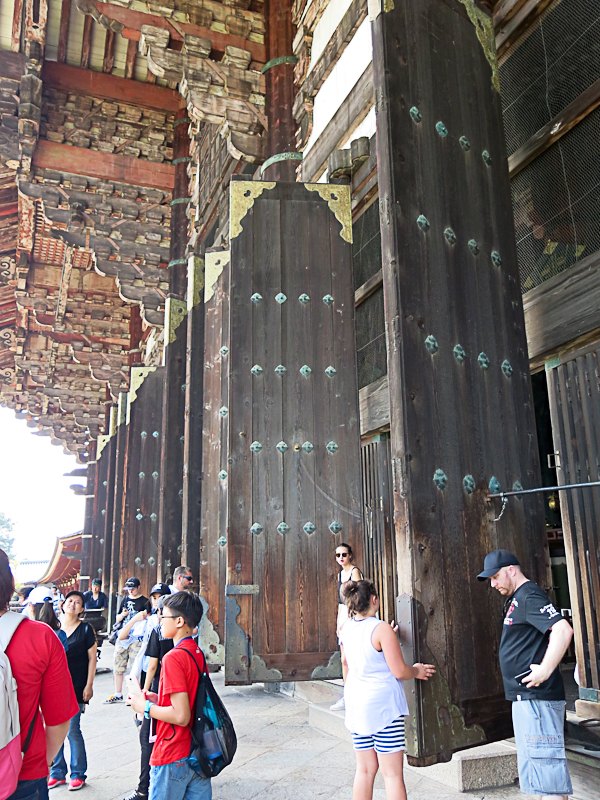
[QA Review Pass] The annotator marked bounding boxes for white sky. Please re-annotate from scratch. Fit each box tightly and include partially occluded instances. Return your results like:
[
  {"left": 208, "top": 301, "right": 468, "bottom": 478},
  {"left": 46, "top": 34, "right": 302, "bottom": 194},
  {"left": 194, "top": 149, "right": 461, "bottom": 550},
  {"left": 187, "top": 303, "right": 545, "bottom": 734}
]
[{"left": 0, "top": 406, "right": 86, "bottom": 562}]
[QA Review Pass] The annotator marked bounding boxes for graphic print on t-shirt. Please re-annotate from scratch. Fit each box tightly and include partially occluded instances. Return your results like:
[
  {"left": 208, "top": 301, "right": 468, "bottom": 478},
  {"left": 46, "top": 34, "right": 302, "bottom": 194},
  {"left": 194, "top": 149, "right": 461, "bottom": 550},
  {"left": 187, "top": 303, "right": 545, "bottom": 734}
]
[{"left": 498, "top": 581, "right": 565, "bottom": 702}]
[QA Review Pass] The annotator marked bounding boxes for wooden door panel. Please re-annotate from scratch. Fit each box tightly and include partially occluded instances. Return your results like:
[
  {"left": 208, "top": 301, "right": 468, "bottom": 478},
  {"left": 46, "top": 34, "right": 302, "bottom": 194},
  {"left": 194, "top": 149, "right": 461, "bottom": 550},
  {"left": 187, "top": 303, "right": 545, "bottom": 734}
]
[
  {"left": 224, "top": 180, "right": 362, "bottom": 683},
  {"left": 547, "top": 353, "right": 600, "bottom": 696}
]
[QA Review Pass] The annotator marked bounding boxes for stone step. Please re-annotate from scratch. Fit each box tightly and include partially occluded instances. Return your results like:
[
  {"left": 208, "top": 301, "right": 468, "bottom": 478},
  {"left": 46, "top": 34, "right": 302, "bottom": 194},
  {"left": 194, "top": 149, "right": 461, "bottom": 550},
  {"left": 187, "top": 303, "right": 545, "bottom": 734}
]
[
  {"left": 280, "top": 679, "right": 343, "bottom": 705},
  {"left": 308, "top": 701, "right": 352, "bottom": 743}
]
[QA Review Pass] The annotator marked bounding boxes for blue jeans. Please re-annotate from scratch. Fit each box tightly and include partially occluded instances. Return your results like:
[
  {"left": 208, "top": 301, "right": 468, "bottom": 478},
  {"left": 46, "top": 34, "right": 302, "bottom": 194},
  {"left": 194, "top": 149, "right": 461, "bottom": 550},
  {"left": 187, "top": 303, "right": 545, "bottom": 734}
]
[
  {"left": 149, "top": 760, "right": 211, "bottom": 800},
  {"left": 512, "top": 699, "right": 573, "bottom": 796},
  {"left": 7, "top": 778, "right": 49, "bottom": 800},
  {"left": 50, "top": 706, "right": 87, "bottom": 781}
]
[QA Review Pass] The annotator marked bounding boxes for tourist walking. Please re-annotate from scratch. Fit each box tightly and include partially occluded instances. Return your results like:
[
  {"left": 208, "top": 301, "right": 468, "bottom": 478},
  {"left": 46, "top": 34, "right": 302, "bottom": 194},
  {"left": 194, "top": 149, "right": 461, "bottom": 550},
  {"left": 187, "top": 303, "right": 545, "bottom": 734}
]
[
  {"left": 128, "top": 592, "right": 210, "bottom": 800},
  {"left": 122, "top": 589, "right": 174, "bottom": 800},
  {"left": 49, "top": 591, "right": 97, "bottom": 791},
  {"left": 331, "top": 543, "right": 363, "bottom": 711},
  {"left": 340, "top": 580, "right": 435, "bottom": 800},
  {"left": 478, "top": 549, "right": 574, "bottom": 799},
  {"left": 105, "top": 577, "right": 151, "bottom": 704},
  {"left": 1, "top": 549, "right": 79, "bottom": 800}
]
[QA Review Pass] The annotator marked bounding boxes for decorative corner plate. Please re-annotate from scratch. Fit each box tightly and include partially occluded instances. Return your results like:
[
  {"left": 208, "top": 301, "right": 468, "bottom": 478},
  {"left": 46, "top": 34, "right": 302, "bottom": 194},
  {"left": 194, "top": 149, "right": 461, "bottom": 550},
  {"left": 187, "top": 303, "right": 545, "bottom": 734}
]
[
  {"left": 230, "top": 181, "right": 276, "bottom": 241},
  {"left": 205, "top": 250, "right": 230, "bottom": 304},
  {"left": 304, "top": 183, "right": 352, "bottom": 243}
]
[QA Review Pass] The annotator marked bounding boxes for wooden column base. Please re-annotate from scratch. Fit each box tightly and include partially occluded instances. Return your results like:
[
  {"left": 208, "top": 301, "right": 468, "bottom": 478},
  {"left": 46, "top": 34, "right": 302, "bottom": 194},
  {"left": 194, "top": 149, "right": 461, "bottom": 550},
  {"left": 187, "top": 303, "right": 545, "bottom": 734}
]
[{"left": 575, "top": 699, "right": 600, "bottom": 720}]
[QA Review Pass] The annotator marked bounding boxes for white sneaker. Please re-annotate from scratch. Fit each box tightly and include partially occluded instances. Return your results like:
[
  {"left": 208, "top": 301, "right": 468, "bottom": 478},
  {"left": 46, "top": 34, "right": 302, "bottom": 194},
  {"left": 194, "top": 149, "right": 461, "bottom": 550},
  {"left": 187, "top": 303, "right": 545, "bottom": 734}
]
[{"left": 330, "top": 696, "right": 345, "bottom": 711}]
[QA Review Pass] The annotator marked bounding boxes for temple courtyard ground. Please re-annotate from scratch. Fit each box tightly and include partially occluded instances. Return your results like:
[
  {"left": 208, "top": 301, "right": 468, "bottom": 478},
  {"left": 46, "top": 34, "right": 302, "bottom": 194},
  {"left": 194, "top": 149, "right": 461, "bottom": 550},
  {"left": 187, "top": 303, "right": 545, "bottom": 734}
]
[{"left": 50, "top": 644, "right": 597, "bottom": 800}]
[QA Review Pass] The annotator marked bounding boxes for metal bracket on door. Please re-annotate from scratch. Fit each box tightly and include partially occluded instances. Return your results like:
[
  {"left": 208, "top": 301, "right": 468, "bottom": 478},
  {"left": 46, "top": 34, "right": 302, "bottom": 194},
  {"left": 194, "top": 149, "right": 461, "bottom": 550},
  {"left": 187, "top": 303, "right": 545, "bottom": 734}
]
[
  {"left": 224, "top": 585, "right": 283, "bottom": 684},
  {"left": 197, "top": 596, "right": 224, "bottom": 666},
  {"left": 547, "top": 452, "right": 561, "bottom": 469}
]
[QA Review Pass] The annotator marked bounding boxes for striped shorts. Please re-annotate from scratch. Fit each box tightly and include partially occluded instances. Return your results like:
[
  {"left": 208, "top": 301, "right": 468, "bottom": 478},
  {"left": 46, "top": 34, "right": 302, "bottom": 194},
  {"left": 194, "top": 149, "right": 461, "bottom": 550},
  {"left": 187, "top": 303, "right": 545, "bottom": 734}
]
[{"left": 351, "top": 717, "right": 406, "bottom": 754}]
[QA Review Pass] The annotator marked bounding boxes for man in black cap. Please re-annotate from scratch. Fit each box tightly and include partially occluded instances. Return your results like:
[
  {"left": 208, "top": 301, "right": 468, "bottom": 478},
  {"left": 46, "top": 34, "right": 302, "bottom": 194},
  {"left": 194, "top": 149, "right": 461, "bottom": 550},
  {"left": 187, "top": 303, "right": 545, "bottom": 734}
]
[
  {"left": 478, "top": 549, "right": 574, "bottom": 799},
  {"left": 105, "top": 577, "right": 151, "bottom": 704}
]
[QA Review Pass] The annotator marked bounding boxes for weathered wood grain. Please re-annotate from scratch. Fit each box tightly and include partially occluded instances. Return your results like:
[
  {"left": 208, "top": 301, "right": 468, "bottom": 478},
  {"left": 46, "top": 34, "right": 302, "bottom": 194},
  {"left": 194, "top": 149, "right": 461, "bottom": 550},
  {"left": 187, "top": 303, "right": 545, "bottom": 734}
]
[
  {"left": 80, "top": 14, "right": 93, "bottom": 70},
  {"left": 57, "top": 0, "right": 71, "bottom": 64},
  {"left": 372, "top": 0, "right": 547, "bottom": 764}
]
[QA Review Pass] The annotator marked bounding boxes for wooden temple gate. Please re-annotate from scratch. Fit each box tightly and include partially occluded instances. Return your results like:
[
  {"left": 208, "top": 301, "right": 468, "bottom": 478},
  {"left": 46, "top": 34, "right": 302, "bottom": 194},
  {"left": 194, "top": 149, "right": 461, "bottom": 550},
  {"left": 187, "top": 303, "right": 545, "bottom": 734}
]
[{"left": 5, "top": 0, "right": 593, "bottom": 770}]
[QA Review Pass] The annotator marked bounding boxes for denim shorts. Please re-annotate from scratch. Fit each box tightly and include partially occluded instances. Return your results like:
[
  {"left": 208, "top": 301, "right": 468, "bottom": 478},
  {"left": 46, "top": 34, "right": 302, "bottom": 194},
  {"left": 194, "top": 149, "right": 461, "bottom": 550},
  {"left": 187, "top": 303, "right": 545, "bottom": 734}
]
[
  {"left": 149, "top": 759, "right": 211, "bottom": 800},
  {"left": 512, "top": 699, "right": 573, "bottom": 796}
]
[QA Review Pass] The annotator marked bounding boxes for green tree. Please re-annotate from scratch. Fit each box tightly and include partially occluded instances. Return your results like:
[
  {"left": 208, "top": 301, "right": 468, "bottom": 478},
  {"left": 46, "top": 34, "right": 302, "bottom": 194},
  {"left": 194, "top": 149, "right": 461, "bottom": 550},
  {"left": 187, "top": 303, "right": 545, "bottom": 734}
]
[{"left": 0, "top": 513, "right": 16, "bottom": 561}]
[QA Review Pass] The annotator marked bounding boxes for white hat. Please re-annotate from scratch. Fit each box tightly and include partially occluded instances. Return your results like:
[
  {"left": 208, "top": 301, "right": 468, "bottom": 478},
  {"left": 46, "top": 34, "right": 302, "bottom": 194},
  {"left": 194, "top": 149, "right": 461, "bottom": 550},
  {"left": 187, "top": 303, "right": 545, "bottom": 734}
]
[{"left": 27, "top": 586, "right": 53, "bottom": 604}]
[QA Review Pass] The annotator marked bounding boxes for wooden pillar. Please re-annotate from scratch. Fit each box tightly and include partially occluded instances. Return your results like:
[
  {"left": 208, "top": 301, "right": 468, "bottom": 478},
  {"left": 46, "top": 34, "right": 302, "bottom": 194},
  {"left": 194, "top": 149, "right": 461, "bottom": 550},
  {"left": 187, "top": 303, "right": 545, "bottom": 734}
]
[
  {"left": 158, "top": 108, "right": 190, "bottom": 583},
  {"left": 101, "top": 405, "right": 118, "bottom": 610},
  {"left": 79, "top": 458, "right": 95, "bottom": 593},
  {"left": 371, "top": 0, "right": 548, "bottom": 764},
  {"left": 182, "top": 254, "right": 204, "bottom": 587},
  {"left": 262, "top": 0, "right": 297, "bottom": 180},
  {"left": 90, "top": 437, "right": 110, "bottom": 585},
  {"left": 108, "top": 392, "right": 127, "bottom": 622}
]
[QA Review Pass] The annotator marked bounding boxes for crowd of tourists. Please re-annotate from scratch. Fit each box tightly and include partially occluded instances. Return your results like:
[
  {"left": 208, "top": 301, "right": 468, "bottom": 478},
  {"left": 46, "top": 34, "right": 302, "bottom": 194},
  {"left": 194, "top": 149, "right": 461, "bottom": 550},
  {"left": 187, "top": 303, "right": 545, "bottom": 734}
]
[{"left": 1, "top": 543, "right": 574, "bottom": 800}]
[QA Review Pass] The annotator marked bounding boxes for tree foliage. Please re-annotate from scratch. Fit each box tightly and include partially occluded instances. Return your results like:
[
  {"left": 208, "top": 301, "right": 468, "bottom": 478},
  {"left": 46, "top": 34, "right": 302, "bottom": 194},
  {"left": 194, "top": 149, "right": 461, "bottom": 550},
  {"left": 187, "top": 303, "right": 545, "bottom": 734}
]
[{"left": 0, "top": 512, "right": 16, "bottom": 561}]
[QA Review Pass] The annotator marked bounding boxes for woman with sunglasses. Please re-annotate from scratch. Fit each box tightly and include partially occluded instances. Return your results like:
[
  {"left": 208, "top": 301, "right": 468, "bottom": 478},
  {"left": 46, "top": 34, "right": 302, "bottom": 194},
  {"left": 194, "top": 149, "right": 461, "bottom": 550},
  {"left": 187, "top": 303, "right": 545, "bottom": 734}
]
[{"left": 331, "top": 544, "right": 363, "bottom": 711}]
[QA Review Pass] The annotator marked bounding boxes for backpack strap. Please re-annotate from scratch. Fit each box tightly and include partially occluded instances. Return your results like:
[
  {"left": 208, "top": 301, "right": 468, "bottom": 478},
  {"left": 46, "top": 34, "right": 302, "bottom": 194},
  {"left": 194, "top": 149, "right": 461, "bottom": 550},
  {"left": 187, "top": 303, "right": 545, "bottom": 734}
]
[{"left": 0, "top": 611, "right": 26, "bottom": 652}]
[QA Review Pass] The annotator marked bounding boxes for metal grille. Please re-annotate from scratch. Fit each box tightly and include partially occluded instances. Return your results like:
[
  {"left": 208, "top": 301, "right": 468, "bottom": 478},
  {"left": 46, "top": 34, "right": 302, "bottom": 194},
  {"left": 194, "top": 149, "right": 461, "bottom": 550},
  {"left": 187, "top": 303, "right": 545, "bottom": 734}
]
[
  {"left": 512, "top": 106, "right": 600, "bottom": 292},
  {"left": 352, "top": 201, "right": 382, "bottom": 290},
  {"left": 361, "top": 438, "right": 396, "bottom": 623},
  {"left": 500, "top": 0, "right": 600, "bottom": 158},
  {"left": 356, "top": 287, "right": 387, "bottom": 390}
]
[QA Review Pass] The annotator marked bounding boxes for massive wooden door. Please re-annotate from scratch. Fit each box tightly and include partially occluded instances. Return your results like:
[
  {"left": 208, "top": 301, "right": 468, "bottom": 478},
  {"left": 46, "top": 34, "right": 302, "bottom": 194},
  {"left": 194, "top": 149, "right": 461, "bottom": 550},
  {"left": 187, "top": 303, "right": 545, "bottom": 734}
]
[
  {"left": 371, "top": 0, "right": 548, "bottom": 764},
  {"left": 222, "top": 179, "right": 363, "bottom": 684},
  {"left": 546, "top": 349, "right": 600, "bottom": 705}
]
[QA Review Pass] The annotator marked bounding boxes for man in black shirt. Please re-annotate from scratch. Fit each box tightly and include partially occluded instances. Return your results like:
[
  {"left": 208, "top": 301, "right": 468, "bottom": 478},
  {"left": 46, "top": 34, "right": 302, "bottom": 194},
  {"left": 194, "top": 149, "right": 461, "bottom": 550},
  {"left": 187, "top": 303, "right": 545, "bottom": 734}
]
[
  {"left": 478, "top": 549, "right": 573, "bottom": 798},
  {"left": 105, "top": 577, "right": 151, "bottom": 704}
]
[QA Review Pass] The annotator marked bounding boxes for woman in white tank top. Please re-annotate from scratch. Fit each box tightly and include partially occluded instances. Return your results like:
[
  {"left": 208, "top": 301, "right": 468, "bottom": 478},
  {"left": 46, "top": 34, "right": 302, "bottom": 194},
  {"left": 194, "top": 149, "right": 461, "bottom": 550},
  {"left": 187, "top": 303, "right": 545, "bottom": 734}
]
[{"left": 340, "top": 580, "right": 435, "bottom": 800}]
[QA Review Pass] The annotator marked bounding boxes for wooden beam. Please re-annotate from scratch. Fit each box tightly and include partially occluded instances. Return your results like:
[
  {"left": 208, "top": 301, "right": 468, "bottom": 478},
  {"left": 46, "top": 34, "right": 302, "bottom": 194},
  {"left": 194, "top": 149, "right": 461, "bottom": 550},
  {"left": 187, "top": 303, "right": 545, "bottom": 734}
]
[
  {"left": 12, "top": 0, "right": 24, "bottom": 52},
  {"left": 80, "top": 14, "right": 93, "bottom": 69},
  {"left": 103, "top": 28, "right": 116, "bottom": 74},
  {"left": 359, "top": 375, "right": 390, "bottom": 436},
  {"left": 92, "top": 1, "right": 266, "bottom": 63},
  {"left": 355, "top": 268, "right": 382, "bottom": 306},
  {"left": 496, "top": 0, "right": 553, "bottom": 55},
  {"left": 509, "top": 77, "right": 600, "bottom": 178},
  {"left": 523, "top": 249, "right": 600, "bottom": 370},
  {"left": 0, "top": 50, "right": 26, "bottom": 80},
  {"left": 493, "top": 0, "right": 528, "bottom": 28},
  {"left": 41, "top": 62, "right": 181, "bottom": 113},
  {"left": 301, "top": 64, "right": 373, "bottom": 182},
  {"left": 124, "top": 37, "right": 137, "bottom": 80},
  {"left": 32, "top": 140, "right": 175, "bottom": 191},
  {"left": 57, "top": 0, "right": 71, "bottom": 63}
]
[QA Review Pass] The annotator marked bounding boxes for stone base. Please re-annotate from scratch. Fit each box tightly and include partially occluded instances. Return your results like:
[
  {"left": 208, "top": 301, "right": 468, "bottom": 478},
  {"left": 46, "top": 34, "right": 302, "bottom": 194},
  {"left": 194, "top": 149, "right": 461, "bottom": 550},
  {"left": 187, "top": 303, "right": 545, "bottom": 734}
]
[
  {"left": 575, "top": 699, "right": 600, "bottom": 720},
  {"left": 415, "top": 742, "right": 518, "bottom": 792}
]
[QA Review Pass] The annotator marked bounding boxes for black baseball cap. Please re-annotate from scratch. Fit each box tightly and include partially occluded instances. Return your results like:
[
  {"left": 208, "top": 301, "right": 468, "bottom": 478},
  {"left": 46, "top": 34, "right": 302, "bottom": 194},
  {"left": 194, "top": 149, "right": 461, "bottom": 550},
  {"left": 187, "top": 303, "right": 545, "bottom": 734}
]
[
  {"left": 150, "top": 582, "right": 171, "bottom": 597},
  {"left": 124, "top": 577, "right": 141, "bottom": 588},
  {"left": 477, "top": 549, "right": 519, "bottom": 581}
]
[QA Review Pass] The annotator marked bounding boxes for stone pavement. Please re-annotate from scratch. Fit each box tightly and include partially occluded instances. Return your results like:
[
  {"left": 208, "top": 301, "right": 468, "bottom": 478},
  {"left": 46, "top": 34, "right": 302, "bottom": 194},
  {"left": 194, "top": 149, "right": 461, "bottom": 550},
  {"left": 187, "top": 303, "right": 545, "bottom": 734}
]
[{"left": 50, "top": 644, "right": 597, "bottom": 800}]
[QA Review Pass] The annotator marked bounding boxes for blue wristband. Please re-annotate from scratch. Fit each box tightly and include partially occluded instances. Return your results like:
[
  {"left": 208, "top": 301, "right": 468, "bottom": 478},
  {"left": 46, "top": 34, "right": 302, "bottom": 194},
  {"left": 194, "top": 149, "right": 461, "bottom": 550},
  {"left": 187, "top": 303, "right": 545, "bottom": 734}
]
[{"left": 144, "top": 699, "right": 154, "bottom": 720}]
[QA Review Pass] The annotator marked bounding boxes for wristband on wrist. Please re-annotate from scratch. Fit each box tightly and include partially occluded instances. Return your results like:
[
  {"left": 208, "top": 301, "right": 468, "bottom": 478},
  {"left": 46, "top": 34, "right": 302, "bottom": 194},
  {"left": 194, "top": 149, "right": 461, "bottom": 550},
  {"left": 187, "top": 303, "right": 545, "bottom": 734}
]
[{"left": 144, "top": 699, "right": 154, "bottom": 720}]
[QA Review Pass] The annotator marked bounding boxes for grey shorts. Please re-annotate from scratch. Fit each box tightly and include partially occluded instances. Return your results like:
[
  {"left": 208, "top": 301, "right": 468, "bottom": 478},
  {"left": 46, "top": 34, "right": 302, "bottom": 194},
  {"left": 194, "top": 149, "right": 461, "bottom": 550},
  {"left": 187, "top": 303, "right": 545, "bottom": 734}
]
[{"left": 512, "top": 699, "right": 572, "bottom": 796}]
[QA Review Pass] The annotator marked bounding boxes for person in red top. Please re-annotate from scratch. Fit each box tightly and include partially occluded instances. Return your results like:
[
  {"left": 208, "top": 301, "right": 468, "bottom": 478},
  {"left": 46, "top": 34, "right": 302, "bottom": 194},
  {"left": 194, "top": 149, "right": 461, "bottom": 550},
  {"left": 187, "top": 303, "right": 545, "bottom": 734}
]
[
  {"left": 1, "top": 549, "right": 79, "bottom": 800},
  {"left": 128, "top": 591, "right": 209, "bottom": 800}
]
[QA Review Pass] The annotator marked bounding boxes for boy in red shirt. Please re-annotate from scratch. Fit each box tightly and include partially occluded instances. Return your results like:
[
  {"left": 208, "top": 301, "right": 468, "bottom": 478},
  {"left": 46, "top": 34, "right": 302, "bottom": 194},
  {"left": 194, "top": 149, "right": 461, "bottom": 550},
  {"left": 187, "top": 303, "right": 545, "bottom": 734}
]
[
  {"left": 128, "top": 591, "right": 209, "bottom": 800},
  {"left": 1, "top": 549, "right": 79, "bottom": 800}
]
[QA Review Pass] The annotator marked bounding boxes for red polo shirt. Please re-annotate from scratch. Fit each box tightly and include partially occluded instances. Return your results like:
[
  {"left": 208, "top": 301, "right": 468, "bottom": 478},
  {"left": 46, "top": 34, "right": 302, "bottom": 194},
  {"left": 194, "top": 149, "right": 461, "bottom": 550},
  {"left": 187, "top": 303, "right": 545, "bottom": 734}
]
[
  {"left": 150, "top": 638, "right": 205, "bottom": 767},
  {"left": 6, "top": 617, "right": 79, "bottom": 780}
]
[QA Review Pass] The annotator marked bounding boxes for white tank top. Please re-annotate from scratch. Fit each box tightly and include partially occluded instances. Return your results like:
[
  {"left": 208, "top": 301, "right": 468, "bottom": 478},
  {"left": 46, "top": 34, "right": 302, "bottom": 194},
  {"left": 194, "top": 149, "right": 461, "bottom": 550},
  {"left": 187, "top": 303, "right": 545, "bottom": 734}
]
[{"left": 340, "top": 616, "right": 409, "bottom": 735}]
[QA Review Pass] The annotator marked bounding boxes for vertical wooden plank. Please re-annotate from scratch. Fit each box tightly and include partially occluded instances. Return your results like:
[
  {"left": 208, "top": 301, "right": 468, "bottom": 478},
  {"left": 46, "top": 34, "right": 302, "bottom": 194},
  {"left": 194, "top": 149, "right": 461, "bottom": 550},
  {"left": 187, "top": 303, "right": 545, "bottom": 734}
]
[
  {"left": 371, "top": 0, "right": 547, "bottom": 762},
  {"left": 124, "top": 37, "right": 137, "bottom": 80},
  {"left": 57, "top": 0, "right": 71, "bottom": 64},
  {"left": 103, "top": 28, "right": 116, "bottom": 74},
  {"left": 250, "top": 197, "right": 285, "bottom": 658},
  {"left": 80, "top": 15, "right": 93, "bottom": 70},
  {"left": 109, "top": 393, "right": 127, "bottom": 618}
]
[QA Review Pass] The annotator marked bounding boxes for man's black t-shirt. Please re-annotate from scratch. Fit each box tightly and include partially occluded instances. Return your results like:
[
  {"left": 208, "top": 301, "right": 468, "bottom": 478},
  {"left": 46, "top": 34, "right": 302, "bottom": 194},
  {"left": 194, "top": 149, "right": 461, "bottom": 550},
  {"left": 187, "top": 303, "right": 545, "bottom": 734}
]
[
  {"left": 144, "top": 626, "right": 174, "bottom": 693},
  {"left": 58, "top": 622, "right": 97, "bottom": 704},
  {"left": 119, "top": 593, "right": 151, "bottom": 621},
  {"left": 83, "top": 590, "right": 108, "bottom": 610},
  {"left": 499, "top": 581, "right": 565, "bottom": 701}
]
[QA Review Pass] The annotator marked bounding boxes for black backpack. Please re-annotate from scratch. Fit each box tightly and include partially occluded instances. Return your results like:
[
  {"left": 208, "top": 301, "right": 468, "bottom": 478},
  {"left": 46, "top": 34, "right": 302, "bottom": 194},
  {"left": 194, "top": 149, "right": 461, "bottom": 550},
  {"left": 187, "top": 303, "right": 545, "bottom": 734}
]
[{"left": 183, "top": 649, "right": 237, "bottom": 778}]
